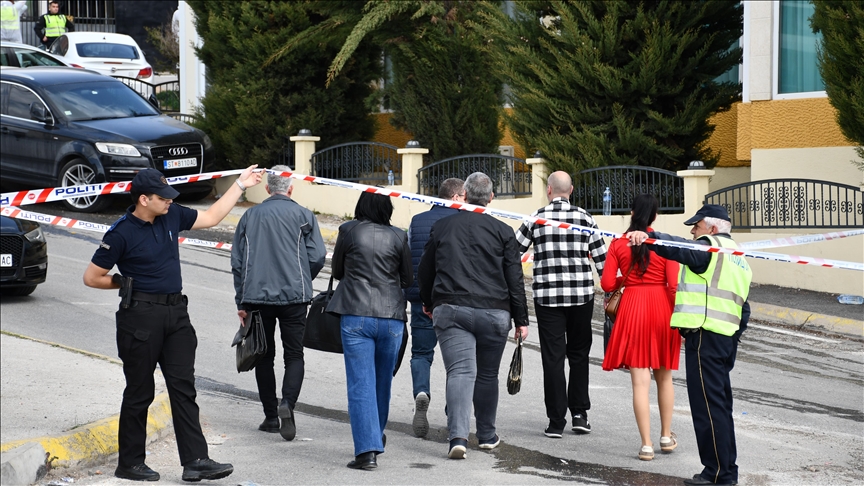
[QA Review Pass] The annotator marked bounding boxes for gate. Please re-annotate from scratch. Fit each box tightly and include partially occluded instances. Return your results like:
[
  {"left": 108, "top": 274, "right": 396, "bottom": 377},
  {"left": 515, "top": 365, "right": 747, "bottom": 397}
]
[
  {"left": 115, "top": 77, "right": 180, "bottom": 112},
  {"left": 417, "top": 154, "right": 531, "bottom": 197},
  {"left": 704, "top": 179, "right": 863, "bottom": 229},
  {"left": 572, "top": 166, "right": 684, "bottom": 215},
  {"left": 310, "top": 142, "right": 400, "bottom": 185}
]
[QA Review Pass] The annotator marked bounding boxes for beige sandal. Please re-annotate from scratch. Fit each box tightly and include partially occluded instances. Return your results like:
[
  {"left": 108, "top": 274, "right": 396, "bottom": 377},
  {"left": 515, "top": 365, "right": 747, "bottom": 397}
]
[
  {"left": 660, "top": 432, "right": 678, "bottom": 453},
  {"left": 638, "top": 445, "right": 654, "bottom": 461}
]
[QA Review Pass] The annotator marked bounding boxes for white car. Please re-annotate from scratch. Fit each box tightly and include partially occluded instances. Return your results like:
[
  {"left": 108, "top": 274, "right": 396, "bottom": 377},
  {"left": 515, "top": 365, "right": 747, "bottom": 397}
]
[
  {"left": 48, "top": 32, "right": 153, "bottom": 83},
  {"left": 0, "top": 42, "right": 70, "bottom": 68}
]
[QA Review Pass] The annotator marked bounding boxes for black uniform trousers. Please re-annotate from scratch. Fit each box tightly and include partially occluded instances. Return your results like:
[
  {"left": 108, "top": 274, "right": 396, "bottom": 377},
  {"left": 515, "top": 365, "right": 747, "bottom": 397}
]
[
  {"left": 116, "top": 297, "right": 208, "bottom": 467},
  {"left": 685, "top": 328, "right": 741, "bottom": 485},
  {"left": 535, "top": 299, "right": 594, "bottom": 429},
  {"left": 250, "top": 303, "right": 307, "bottom": 418}
]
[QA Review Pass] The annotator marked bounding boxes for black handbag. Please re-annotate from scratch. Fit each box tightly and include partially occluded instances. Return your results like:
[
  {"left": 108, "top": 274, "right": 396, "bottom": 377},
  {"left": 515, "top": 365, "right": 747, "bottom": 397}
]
[
  {"left": 231, "top": 310, "right": 266, "bottom": 373},
  {"left": 303, "top": 276, "right": 343, "bottom": 354},
  {"left": 507, "top": 334, "right": 523, "bottom": 395}
]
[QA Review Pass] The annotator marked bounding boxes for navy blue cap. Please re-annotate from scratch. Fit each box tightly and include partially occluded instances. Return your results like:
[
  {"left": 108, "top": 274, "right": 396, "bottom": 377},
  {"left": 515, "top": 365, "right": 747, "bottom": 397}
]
[
  {"left": 684, "top": 204, "right": 730, "bottom": 226},
  {"left": 131, "top": 169, "right": 179, "bottom": 199}
]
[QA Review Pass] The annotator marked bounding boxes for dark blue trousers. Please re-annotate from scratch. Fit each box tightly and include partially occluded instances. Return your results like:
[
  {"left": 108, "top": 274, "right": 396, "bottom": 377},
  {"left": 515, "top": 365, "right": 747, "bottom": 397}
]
[{"left": 684, "top": 329, "right": 740, "bottom": 485}]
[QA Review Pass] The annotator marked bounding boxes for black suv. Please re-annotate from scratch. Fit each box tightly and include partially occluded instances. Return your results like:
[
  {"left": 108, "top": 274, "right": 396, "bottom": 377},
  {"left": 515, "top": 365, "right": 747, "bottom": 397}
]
[
  {"left": 0, "top": 67, "right": 213, "bottom": 212},
  {"left": 0, "top": 215, "right": 47, "bottom": 296}
]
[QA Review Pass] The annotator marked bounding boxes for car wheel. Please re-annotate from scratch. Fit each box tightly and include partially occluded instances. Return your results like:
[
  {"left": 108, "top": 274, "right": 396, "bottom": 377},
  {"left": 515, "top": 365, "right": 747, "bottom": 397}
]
[
  {"left": 58, "top": 159, "right": 111, "bottom": 212},
  {"left": 1, "top": 285, "right": 37, "bottom": 296}
]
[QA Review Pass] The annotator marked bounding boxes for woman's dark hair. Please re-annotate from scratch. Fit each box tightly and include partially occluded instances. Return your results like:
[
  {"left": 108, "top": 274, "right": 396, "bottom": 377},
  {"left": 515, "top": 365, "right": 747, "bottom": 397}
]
[
  {"left": 626, "top": 194, "right": 659, "bottom": 275},
  {"left": 354, "top": 191, "right": 393, "bottom": 225}
]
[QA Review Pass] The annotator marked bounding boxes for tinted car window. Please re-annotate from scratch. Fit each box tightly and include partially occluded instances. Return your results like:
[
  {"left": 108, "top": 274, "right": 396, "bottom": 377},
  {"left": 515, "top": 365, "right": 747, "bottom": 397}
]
[
  {"left": 75, "top": 43, "right": 139, "bottom": 60},
  {"left": 0, "top": 48, "right": 14, "bottom": 67},
  {"left": 0, "top": 83, "right": 9, "bottom": 114},
  {"left": 16, "top": 49, "right": 66, "bottom": 67},
  {"left": 46, "top": 81, "right": 159, "bottom": 121},
  {"left": 7, "top": 85, "right": 42, "bottom": 119},
  {"left": 49, "top": 36, "right": 69, "bottom": 56}
]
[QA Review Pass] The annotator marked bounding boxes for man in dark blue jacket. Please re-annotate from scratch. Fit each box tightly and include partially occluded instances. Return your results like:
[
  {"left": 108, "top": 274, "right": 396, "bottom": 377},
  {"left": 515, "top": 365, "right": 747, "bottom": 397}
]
[{"left": 405, "top": 177, "right": 464, "bottom": 438}]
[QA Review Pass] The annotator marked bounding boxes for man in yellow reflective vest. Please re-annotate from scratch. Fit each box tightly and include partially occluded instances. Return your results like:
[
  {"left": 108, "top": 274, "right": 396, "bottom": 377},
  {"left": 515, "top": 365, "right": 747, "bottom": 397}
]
[
  {"left": 0, "top": 0, "right": 26, "bottom": 43},
  {"left": 628, "top": 204, "right": 751, "bottom": 486},
  {"left": 34, "top": 0, "right": 74, "bottom": 49}
]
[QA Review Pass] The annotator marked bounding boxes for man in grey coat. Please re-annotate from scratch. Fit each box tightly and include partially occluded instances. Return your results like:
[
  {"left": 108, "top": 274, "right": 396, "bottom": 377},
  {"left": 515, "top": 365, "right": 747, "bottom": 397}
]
[{"left": 231, "top": 165, "right": 326, "bottom": 441}]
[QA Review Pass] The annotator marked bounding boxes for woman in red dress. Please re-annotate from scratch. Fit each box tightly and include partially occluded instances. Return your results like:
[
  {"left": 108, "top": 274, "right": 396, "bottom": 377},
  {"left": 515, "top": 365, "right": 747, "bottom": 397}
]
[{"left": 601, "top": 194, "right": 680, "bottom": 461}]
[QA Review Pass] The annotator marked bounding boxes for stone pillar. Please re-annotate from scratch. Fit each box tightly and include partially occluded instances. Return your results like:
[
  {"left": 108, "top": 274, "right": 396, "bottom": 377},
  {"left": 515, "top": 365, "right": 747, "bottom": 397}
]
[
  {"left": 396, "top": 141, "right": 428, "bottom": 195},
  {"left": 678, "top": 161, "right": 715, "bottom": 217},
  {"left": 526, "top": 154, "right": 548, "bottom": 209},
  {"left": 290, "top": 129, "right": 320, "bottom": 175}
]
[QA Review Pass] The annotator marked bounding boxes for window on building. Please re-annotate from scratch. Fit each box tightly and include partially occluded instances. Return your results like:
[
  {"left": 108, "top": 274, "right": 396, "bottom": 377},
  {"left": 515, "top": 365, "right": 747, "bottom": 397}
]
[{"left": 777, "top": 0, "right": 824, "bottom": 94}]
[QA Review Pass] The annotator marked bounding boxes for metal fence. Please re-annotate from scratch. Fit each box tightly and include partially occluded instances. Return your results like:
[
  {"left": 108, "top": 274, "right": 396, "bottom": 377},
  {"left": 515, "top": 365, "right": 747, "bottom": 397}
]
[
  {"left": 115, "top": 77, "right": 180, "bottom": 111},
  {"left": 704, "top": 179, "right": 863, "bottom": 229},
  {"left": 310, "top": 142, "right": 400, "bottom": 185},
  {"left": 572, "top": 166, "right": 684, "bottom": 214},
  {"left": 417, "top": 154, "right": 531, "bottom": 198},
  {"left": 166, "top": 113, "right": 198, "bottom": 125}
]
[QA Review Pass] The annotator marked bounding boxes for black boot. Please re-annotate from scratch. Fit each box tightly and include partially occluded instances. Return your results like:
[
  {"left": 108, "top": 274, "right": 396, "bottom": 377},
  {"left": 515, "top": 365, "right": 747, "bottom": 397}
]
[
  {"left": 115, "top": 463, "right": 159, "bottom": 481},
  {"left": 181, "top": 458, "right": 234, "bottom": 482},
  {"left": 347, "top": 451, "right": 377, "bottom": 470}
]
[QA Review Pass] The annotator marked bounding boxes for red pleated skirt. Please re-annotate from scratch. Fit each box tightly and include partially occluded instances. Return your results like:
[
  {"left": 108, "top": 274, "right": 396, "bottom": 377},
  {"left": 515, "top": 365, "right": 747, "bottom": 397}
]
[{"left": 602, "top": 284, "right": 681, "bottom": 371}]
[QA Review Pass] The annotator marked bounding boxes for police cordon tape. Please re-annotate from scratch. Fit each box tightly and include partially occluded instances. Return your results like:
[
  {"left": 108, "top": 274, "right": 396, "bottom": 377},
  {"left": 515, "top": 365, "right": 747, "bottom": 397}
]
[{"left": 0, "top": 167, "right": 861, "bottom": 272}]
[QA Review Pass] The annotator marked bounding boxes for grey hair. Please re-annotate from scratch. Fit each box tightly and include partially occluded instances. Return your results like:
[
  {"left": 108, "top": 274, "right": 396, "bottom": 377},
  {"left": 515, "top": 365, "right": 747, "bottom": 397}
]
[
  {"left": 267, "top": 165, "right": 293, "bottom": 195},
  {"left": 703, "top": 216, "right": 732, "bottom": 234},
  {"left": 464, "top": 172, "right": 493, "bottom": 206}
]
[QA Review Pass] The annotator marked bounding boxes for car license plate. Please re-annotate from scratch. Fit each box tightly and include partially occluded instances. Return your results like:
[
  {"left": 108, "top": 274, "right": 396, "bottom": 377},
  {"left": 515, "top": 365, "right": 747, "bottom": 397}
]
[
  {"left": 1, "top": 254, "right": 12, "bottom": 267},
  {"left": 164, "top": 157, "right": 197, "bottom": 169}
]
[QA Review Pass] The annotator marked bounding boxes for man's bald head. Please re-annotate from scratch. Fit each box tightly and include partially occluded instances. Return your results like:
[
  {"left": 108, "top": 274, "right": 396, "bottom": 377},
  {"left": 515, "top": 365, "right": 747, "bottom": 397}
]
[{"left": 547, "top": 171, "right": 573, "bottom": 199}]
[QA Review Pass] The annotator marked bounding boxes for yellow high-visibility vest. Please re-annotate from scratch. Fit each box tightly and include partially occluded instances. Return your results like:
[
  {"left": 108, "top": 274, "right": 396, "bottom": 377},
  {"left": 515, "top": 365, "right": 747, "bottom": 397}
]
[
  {"left": 1, "top": 5, "right": 19, "bottom": 31},
  {"left": 670, "top": 235, "right": 752, "bottom": 336},
  {"left": 44, "top": 14, "right": 67, "bottom": 37}
]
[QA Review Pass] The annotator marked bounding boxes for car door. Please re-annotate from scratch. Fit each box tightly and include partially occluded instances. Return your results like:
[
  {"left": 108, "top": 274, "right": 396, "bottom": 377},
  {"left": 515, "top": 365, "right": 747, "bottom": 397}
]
[{"left": 0, "top": 83, "right": 59, "bottom": 186}]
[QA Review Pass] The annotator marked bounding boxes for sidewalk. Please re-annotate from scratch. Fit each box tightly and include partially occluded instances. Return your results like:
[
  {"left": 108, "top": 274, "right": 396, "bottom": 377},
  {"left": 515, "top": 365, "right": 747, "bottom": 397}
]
[{"left": 1, "top": 201, "right": 860, "bottom": 484}]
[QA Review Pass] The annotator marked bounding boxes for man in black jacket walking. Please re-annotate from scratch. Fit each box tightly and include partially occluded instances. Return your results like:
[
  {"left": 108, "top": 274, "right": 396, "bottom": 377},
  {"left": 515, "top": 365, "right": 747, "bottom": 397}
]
[{"left": 418, "top": 172, "right": 529, "bottom": 460}]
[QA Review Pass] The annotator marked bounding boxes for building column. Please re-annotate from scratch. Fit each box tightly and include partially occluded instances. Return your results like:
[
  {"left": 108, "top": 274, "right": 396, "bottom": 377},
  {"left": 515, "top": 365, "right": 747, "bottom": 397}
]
[
  {"left": 397, "top": 141, "right": 428, "bottom": 195},
  {"left": 678, "top": 162, "right": 715, "bottom": 217},
  {"left": 526, "top": 155, "right": 548, "bottom": 210}
]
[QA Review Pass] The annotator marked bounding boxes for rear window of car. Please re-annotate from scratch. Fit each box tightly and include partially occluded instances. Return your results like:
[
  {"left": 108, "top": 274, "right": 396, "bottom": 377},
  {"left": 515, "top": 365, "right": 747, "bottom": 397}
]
[
  {"left": 75, "top": 43, "right": 140, "bottom": 60},
  {"left": 45, "top": 81, "right": 159, "bottom": 121}
]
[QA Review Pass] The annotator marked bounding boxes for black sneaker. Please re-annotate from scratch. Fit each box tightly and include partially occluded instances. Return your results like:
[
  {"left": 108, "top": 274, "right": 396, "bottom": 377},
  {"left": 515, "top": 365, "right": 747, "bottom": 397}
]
[
  {"left": 258, "top": 417, "right": 279, "bottom": 433},
  {"left": 181, "top": 458, "right": 233, "bottom": 482},
  {"left": 572, "top": 413, "right": 591, "bottom": 434},
  {"left": 115, "top": 463, "right": 159, "bottom": 481},
  {"left": 544, "top": 425, "right": 564, "bottom": 438},
  {"left": 478, "top": 434, "right": 500, "bottom": 450},
  {"left": 448, "top": 438, "right": 468, "bottom": 459},
  {"left": 278, "top": 399, "right": 296, "bottom": 441}
]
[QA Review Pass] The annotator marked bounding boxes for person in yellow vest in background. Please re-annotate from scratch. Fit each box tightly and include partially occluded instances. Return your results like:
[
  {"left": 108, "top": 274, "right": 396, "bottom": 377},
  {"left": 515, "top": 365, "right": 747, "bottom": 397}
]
[
  {"left": 34, "top": 0, "right": 74, "bottom": 49},
  {"left": 627, "top": 204, "right": 752, "bottom": 486},
  {"left": 0, "top": 0, "right": 27, "bottom": 43}
]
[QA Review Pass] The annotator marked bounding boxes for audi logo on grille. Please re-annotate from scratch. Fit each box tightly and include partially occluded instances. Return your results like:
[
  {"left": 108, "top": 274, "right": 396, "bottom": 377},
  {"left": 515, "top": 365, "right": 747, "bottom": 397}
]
[{"left": 168, "top": 147, "right": 189, "bottom": 156}]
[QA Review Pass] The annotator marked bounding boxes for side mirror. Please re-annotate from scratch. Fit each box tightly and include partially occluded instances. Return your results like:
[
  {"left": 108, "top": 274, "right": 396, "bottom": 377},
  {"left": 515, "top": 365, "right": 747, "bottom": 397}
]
[
  {"left": 29, "top": 102, "right": 52, "bottom": 125},
  {"left": 148, "top": 93, "right": 160, "bottom": 110}
]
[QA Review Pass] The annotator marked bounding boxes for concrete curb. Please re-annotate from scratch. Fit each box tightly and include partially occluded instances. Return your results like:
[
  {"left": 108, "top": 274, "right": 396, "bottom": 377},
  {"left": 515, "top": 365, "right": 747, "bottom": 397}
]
[{"left": 749, "top": 302, "right": 863, "bottom": 338}]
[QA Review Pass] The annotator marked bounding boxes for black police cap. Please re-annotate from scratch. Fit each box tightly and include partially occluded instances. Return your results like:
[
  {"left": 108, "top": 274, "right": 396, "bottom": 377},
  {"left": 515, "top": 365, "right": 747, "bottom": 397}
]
[
  {"left": 683, "top": 204, "right": 730, "bottom": 226},
  {"left": 131, "top": 169, "right": 180, "bottom": 199}
]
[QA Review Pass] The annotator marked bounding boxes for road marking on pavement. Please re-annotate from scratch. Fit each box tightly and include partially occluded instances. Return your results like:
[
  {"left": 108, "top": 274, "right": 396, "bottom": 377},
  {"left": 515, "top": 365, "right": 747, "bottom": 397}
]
[{"left": 748, "top": 323, "right": 838, "bottom": 343}]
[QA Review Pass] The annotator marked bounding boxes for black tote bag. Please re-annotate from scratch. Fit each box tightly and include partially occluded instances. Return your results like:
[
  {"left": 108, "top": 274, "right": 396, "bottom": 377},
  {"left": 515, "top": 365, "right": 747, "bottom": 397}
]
[{"left": 303, "top": 276, "right": 344, "bottom": 354}]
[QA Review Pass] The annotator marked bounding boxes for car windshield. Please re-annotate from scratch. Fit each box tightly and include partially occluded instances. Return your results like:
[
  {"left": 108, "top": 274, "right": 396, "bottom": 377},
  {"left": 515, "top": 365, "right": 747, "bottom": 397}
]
[
  {"left": 75, "top": 43, "right": 139, "bottom": 60},
  {"left": 45, "top": 81, "right": 159, "bottom": 121}
]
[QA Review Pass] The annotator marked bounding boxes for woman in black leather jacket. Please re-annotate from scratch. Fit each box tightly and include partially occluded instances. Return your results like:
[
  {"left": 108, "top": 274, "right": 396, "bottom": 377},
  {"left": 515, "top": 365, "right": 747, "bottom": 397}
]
[{"left": 326, "top": 191, "right": 412, "bottom": 470}]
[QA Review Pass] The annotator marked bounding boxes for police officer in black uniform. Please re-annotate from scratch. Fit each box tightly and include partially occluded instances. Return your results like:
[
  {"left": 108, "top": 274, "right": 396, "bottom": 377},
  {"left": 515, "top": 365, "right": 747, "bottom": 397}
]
[{"left": 83, "top": 165, "right": 262, "bottom": 482}]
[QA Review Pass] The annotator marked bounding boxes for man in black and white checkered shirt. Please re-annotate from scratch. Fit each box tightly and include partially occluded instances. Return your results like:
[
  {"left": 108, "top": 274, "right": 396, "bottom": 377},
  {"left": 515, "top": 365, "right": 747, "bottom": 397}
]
[{"left": 516, "top": 171, "right": 606, "bottom": 438}]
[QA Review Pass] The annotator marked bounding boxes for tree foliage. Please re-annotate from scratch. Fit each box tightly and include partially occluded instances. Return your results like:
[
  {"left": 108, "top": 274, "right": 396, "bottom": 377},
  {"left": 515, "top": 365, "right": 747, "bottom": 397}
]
[
  {"left": 274, "top": 1, "right": 503, "bottom": 161},
  {"left": 812, "top": 0, "right": 864, "bottom": 169},
  {"left": 187, "top": 1, "right": 380, "bottom": 170},
  {"left": 480, "top": 0, "right": 742, "bottom": 175}
]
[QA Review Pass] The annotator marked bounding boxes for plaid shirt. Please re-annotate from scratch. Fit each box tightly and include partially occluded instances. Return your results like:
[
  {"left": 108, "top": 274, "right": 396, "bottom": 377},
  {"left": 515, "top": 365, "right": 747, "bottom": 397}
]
[{"left": 516, "top": 198, "right": 607, "bottom": 307}]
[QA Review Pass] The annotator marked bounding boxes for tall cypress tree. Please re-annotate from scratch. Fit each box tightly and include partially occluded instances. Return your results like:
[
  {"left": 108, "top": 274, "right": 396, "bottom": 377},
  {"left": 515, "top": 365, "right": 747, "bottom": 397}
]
[
  {"left": 481, "top": 0, "right": 742, "bottom": 174},
  {"left": 187, "top": 1, "right": 380, "bottom": 170},
  {"left": 812, "top": 0, "right": 864, "bottom": 169}
]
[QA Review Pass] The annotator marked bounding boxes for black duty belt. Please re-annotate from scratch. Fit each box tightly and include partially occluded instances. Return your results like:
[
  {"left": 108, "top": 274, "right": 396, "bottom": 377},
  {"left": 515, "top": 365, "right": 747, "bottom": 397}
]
[{"left": 131, "top": 292, "right": 184, "bottom": 305}]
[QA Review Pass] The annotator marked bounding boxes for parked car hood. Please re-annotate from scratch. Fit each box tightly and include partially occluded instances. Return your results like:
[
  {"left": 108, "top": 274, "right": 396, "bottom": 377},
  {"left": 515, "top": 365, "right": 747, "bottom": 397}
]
[
  {"left": 70, "top": 115, "right": 202, "bottom": 145},
  {"left": 0, "top": 215, "right": 38, "bottom": 234}
]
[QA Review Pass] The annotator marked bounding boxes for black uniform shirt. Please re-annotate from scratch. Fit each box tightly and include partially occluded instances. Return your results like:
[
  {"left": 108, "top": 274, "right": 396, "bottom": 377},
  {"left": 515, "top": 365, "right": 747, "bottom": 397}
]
[{"left": 92, "top": 204, "right": 198, "bottom": 294}]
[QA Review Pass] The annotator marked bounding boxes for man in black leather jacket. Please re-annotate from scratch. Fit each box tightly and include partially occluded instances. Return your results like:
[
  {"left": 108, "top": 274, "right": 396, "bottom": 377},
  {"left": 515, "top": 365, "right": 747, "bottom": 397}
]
[{"left": 418, "top": 172, "right": 529, "bottom": 459}]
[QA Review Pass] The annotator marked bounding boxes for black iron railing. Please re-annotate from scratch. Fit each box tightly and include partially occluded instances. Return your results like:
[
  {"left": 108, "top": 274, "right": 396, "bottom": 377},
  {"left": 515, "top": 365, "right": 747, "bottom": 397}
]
[
  {"left": 572, "top": 166, "right": 684, "bottom": 214},
  {"left": 310, "top": 142, "right": 400, "bottom": 185},
  {"left": 166, "top": 113, "right": 198, "bottom": 125},
  {"left": 704, "top": 179, "right": 863, "bottom": 229},
  {"left": 115, "top": 77, "right": 180, "bottom": 112},
  {"left": 417, "top": 154, "right": 531, "bottom": 198}
]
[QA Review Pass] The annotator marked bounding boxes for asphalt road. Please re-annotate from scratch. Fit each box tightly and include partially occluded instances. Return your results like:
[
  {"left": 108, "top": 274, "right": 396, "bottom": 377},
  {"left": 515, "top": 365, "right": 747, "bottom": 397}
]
[{"left": 2, "top": 214, "right": 863, "bottom": 485}]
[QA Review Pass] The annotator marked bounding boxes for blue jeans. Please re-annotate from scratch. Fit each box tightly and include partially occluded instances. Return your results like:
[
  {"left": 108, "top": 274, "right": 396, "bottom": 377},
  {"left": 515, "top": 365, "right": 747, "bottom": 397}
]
[
  {"left": 410, "top": 302, "right": 437, "bottom": 398},
  {"left": 341, "top": 314, "right": 404, "bottom": 456},
  {"left": 433, "top": 304, "right": 511, "bottom": 442}
]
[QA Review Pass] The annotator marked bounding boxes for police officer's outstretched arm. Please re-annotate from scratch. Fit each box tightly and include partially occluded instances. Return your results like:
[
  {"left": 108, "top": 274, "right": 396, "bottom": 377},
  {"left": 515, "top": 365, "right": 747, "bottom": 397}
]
[{"left": 192, "top": 164, "right": 262, "bottom": 229}]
